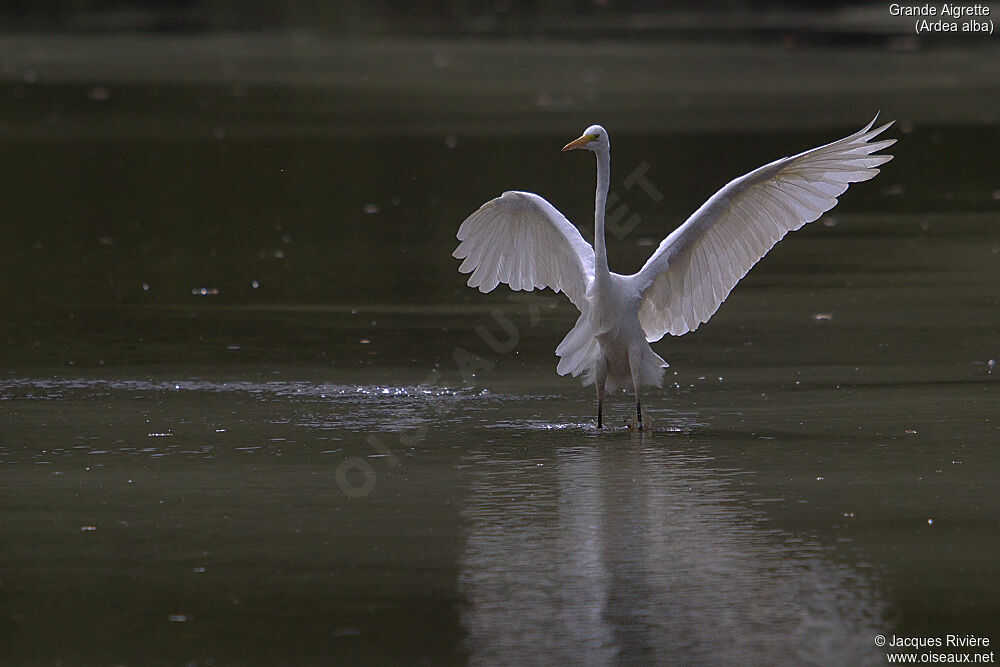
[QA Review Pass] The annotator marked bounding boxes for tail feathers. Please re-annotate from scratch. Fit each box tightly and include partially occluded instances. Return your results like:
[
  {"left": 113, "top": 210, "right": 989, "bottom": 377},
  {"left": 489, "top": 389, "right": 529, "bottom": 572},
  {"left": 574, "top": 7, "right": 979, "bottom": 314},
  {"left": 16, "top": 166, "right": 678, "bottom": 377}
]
[
  {"left": 603, "top": 346, "right": 668, "bottom": 393},
  {"left": 635, "top": 346, "right": 668, "bottom": 389},
  {"left": 556, "top": 312, "right": 669, "bottom": 391},
  {"left": 556, "top": 312, "right": 669, "bottom": 392}
]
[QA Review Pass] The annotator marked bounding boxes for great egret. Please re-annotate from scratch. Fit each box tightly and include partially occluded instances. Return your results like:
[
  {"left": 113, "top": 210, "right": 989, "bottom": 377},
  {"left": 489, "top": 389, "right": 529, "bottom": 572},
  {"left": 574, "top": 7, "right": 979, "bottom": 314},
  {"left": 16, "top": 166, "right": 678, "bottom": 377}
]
[{"left": 454, "top": 116, "right": 895, "bottom": 429}]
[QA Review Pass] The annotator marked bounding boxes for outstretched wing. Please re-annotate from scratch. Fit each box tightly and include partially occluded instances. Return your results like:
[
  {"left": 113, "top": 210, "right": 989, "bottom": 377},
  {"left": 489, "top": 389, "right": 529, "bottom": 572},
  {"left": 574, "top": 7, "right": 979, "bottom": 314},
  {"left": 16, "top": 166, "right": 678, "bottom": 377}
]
[
  {"left": 629, "top": 115, "right": 895, "bottom": 341},
  {"left": 454, "top": 191, "right": 596, "bottom": 310}
]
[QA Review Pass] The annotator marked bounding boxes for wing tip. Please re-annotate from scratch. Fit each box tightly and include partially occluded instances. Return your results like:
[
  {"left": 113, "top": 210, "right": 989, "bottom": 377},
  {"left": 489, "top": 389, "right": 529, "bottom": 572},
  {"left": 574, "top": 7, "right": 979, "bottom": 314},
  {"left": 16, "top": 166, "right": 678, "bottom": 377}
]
[
  {"left": 863, "top": 112, "right": 880, "bottom": 132},
  {"left": 854, "top": 112, "right": 894, "bottom": 143},
  {"left": 871, "top": 120, "right": 896, "bottom": 137}
]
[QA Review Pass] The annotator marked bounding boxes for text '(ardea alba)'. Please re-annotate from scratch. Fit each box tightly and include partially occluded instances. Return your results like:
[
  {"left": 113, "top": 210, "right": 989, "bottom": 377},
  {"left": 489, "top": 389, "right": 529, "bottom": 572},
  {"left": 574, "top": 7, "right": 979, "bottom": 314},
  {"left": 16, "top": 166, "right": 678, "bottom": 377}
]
[{"left": 454, "top": 117, "right": 895, "bottom": 429}]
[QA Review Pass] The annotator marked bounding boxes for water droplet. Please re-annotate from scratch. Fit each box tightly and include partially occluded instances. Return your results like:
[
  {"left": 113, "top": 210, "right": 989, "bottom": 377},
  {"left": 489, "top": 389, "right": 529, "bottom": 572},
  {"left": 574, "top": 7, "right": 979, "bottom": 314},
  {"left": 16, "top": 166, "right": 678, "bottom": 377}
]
[{"left": 87, "top": 86, "right": 110, "bottom": 101}]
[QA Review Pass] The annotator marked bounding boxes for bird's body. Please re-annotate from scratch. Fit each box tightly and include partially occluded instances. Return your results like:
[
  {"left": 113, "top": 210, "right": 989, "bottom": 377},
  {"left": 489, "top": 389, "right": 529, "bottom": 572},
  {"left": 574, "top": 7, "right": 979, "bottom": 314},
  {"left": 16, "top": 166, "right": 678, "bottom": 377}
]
[
  {"left": 454, "top": 118, "right": 895, "bottom": 428},
  {"left": 558, "top": 267, "right": 666, "bottom": 390}
]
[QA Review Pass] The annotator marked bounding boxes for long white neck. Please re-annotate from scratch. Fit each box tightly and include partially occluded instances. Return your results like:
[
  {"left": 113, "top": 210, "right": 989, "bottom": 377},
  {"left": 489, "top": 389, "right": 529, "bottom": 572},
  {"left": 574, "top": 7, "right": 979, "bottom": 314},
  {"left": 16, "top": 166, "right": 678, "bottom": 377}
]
[{"left": 594, "top": 148, "right": 611, "bottom": 279}]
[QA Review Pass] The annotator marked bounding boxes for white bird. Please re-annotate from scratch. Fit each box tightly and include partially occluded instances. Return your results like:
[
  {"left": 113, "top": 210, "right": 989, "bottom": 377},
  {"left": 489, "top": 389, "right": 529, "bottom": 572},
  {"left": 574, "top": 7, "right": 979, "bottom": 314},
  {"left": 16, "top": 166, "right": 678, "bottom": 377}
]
[{"left": 454, "top": 116, "right": 895, "bottom": 429}]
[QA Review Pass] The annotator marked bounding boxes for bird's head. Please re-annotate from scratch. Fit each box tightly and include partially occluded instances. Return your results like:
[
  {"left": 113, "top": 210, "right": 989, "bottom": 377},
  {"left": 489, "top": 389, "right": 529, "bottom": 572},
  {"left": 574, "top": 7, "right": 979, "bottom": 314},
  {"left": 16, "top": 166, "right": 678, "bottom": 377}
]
[{"left": 562, "top": 125, "right": 609, "bottom": 154}]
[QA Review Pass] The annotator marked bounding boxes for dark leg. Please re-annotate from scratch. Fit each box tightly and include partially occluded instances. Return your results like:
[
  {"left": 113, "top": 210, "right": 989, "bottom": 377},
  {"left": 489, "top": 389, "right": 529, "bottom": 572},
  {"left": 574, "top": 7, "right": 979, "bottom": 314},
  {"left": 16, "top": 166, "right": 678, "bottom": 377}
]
[
  {"left": 596, "top": 378, "right": 605, "bottom": 429},
  {"left": 629, "top": 351, "right": 643, "bottom": 431},
  {"left": 595, "top": 362, "right": 607, "bottom": 429}
]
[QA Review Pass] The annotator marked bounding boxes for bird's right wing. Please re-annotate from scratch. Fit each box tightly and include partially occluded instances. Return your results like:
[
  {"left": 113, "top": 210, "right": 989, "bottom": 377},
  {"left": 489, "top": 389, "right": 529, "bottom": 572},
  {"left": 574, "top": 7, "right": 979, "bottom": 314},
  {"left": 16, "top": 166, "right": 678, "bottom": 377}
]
[{"left": 454, "top": 191, "right": 596, "bottom": 310}]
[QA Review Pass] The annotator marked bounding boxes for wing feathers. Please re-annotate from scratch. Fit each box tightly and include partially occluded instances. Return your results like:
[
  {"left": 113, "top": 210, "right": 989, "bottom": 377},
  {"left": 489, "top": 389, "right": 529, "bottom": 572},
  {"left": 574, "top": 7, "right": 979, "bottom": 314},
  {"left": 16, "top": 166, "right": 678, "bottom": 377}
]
[
  {"left": 631, "top": 115, "right": 894, "bottom": 341},
  {"left": 454, "top": 191, "right": 596, "bottom": 309}
]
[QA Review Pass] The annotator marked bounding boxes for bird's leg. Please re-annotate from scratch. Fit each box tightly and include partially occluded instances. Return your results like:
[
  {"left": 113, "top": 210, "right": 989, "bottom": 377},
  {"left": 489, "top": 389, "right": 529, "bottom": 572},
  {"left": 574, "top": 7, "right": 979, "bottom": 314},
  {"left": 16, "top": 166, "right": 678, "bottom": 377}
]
[
  {"left": 629, "top": 351, "right": 644, "bottom": 431},
  {"left": 596, "top": 378, "right": 605, "bottom": 429},
  {"left": 595, "top": 362, "right": 607, "bottom": 429}
]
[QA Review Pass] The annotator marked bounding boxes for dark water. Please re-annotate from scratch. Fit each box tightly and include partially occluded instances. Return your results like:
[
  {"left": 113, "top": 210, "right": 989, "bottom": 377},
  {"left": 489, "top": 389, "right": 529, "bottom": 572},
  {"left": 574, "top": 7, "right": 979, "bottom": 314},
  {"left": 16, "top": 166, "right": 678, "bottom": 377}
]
[{"left": 1, "top": 35, "right": 999, "bottom": 665}]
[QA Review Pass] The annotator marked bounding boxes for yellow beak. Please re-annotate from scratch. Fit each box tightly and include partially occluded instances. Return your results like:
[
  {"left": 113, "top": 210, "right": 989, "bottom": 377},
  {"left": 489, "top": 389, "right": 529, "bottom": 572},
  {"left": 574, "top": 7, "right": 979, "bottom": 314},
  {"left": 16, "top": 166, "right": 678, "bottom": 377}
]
[{"left": 562, "top": 134, "right": 594, "bottom": 152}]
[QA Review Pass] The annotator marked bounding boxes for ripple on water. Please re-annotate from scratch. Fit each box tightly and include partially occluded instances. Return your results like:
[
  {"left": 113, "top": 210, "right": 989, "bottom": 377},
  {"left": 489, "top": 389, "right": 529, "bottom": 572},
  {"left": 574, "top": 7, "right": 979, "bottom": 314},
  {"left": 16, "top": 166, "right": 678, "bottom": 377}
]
[
  {"left": 484, "top": 411, "right": 707, "bottom": 434},
  {"left": 0, "top": 376, "right": 569, "bottom": 439},
  {"left": 0, "top": 377, "right": 512, "bottom": 404}
]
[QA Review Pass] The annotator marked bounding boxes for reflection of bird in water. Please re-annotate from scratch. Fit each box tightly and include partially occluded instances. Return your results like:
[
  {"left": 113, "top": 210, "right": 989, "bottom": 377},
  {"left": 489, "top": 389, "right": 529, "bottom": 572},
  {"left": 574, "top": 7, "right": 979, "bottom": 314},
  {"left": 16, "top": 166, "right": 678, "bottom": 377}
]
[
  {"left": 454, "top": 117, "right": 894, "bottom": 428},
  {"left": 458, "top": 446, "right": 888, "bottom": 664}
]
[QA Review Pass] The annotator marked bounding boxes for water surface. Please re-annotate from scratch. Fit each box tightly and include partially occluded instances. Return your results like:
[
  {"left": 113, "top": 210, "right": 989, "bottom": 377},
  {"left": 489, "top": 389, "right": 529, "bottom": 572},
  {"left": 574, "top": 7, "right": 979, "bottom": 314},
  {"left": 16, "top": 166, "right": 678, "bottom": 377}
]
[{"left": 1, "top": 34, "right": 999, "bottom": 665}]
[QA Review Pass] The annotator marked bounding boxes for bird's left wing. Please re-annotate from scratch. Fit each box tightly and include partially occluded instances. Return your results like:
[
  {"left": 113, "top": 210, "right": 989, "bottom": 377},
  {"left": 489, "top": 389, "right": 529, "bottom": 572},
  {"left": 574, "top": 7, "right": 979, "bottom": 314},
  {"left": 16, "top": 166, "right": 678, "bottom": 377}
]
[
  {"left": 454, "top": 191, "right": 596, "bottom": 310},
  {"left": 629, "top": 115, "right": 895, "bottom": 341}
]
